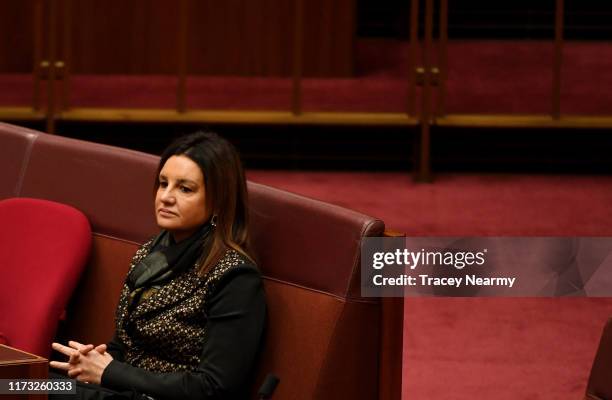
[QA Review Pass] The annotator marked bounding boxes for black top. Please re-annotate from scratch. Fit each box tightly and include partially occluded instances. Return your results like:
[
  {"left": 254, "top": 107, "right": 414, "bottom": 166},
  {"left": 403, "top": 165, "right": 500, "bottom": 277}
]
[{"left": 101, "top": 265, "right": 266, "bottom": 400}]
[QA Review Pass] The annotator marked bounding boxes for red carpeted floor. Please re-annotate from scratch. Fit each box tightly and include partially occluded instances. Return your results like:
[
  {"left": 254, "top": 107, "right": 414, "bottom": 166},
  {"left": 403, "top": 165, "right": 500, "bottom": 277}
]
[
  {"left": 2, "top": 39, "right": 612, "bottom": 114},
  {"left": 246, "top": 170, "right": 612, "bottom": 399}
]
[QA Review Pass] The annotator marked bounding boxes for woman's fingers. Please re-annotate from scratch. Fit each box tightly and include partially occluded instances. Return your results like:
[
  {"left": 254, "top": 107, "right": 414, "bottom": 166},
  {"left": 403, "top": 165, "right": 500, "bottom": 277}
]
[
  {"left": 52, "top": 342, "right": 76, "bottom": 357},
  {"left": 49, "top": 360, "right": 71, "bottom": 371},
  {"left": 53, "top": 340, "right": 96, "bottom": 367},
  {"left": 68, "top": 352, "right": 81, "bottom": 364},
  {"left": 54, "top": 341, "right": 96, "bottom": 361},
  {"left": 51, "top": 340, "right": 109, "bottom": 384},
  {"left": 68, "top": 340, "right": 84, "bottom": 349},
  {"left": 69, "top": 341, "right": 94, "bottom": 354},
  {"left": 94, "top": 344, "right": 107, "bottom": 354},
  {"left": 67, "top": 368, "right": 83, "bottom": 378}
]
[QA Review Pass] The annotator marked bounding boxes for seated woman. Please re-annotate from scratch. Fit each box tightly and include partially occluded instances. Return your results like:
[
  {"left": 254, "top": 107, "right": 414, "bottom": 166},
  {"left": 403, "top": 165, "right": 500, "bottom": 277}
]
[{"left": 50, "top": 131, "right": 267, "bottom": 400}]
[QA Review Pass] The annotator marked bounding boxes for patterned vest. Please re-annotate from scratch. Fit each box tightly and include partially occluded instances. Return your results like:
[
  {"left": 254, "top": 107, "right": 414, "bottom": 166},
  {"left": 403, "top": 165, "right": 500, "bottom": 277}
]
[{"left": 115, "top": 239, "right": 247, "bottom": 372}]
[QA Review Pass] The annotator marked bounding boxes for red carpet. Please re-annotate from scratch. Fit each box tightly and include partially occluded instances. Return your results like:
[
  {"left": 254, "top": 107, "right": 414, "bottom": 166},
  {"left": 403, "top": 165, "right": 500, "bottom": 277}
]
[
  {"left": 3, "top": 40, "right": 612, "bottom": 114},
  {"left": 246, "top": 171, "right": 612, "bottom": 399},
  {"left": 246, "top": 171, "right": 612, "bottom": 236}
]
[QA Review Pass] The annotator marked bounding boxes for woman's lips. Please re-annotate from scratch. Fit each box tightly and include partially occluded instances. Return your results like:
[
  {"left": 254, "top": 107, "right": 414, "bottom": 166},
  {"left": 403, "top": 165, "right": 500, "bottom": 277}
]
[{"left": 158, "top": 208, "right": 177, "bottom": 217}]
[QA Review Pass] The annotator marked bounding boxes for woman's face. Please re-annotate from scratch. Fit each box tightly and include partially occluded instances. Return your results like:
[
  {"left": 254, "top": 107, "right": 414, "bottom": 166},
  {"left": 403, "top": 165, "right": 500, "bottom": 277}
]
[{"left": 155, "top": 155, "right": 209, "bottom": 242}]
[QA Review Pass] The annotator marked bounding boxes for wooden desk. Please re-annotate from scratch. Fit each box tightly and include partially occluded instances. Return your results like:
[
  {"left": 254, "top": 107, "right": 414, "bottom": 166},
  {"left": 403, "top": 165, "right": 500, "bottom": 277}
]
[{"left": 0, "top": 345, "right": 48, "bottom": 400}]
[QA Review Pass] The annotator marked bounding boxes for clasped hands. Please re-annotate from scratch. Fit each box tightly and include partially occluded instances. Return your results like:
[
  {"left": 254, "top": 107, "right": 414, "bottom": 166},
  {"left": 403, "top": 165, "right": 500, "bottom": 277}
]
[{"left": 50, "top": 341, "right": 113, "bottom": 385}]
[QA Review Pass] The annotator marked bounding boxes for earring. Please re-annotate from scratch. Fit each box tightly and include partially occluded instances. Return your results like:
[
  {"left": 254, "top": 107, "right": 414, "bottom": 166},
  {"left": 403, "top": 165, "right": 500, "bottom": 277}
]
[{"left": 210, "top": 214, "right": 217, "bottom": 227}]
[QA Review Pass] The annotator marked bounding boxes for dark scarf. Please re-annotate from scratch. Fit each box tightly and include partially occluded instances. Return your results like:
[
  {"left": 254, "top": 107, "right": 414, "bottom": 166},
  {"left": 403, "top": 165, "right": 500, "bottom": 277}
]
[{"left": 127, "top": 222, "right": 213, "bottom": 304}]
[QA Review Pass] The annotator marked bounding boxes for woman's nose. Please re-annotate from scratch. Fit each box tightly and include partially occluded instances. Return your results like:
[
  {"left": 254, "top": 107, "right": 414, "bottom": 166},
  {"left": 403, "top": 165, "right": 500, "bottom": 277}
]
[{"left": 160, "top": 187, "right": 175, "bottom": 203}]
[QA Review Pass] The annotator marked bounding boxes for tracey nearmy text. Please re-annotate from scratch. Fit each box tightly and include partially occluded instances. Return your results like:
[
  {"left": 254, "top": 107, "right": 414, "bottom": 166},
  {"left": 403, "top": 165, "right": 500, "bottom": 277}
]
[{"left": 373, "top": 274, "right": 516, "bottom": 288}]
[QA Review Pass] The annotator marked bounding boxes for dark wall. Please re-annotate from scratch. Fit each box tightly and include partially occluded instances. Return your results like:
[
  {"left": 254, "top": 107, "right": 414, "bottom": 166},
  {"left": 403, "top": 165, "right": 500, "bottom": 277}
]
[
  {"left": 358, "top": 0, "right": 612, "bottom": 40},
  {"left": 13, "top": 120, "right": 612, "bottom": 174}
]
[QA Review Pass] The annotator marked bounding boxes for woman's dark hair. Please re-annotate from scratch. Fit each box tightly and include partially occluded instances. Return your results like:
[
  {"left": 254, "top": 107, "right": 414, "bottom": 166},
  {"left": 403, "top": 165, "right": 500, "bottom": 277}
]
[{"left": 155, "top": 131, "right": 252, "bottom": 275}]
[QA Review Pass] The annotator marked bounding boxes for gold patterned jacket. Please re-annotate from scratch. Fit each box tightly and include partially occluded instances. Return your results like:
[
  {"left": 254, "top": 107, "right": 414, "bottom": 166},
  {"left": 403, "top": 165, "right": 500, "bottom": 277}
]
[{"left": 114, "top": 239, "right": 249, "bottom": 373}]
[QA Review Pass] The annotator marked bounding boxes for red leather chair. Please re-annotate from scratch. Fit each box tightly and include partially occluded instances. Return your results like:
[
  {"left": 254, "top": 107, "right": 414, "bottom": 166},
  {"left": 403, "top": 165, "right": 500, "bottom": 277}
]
[{"left": 0, "top": 198, "right": 91, "bottom": 358}]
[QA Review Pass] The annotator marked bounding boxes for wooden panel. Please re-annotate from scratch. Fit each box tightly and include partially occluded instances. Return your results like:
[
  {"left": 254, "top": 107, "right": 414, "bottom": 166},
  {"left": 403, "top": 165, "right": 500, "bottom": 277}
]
[
  {"left": 68, "top": 0, "right": 180, "bottom": 74},
  {"left": 302, "top": 0, "right": 355, "bottom": 77},
  {"left": 0, "top": 1, "right": 36, "bottom": 72},
  {"left": 188, "top": 0, "right": 354, "bottom": 77},
  {"left": 188, "top": 0, "right": 294, "bottom": 76},
  {"left": 1, "top": 0, "right": 354, "bottom": 76},
  {"left": 0, "top": 345, "right": 47, "bottom": 366},
  {"left": 0, "top": 345, "right": 47, "bottom": 400}
]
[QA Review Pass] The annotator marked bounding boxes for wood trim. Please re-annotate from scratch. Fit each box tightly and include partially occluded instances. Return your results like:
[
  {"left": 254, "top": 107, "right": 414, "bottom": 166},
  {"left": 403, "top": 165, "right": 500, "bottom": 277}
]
[
  {"left": 55, "top": 108, "right": 419, "bottom": 126},
  {"left": 407, "top": 0, "right": 419, "bottom": 117},
  {"left": 46, "top": 0, "right": 58, "bottom": 134},
  {"left": 383, "top": 229, "right": 405, "bottom": 237},
  {"left": 8, "top": 106, "right": 612, "bottom": 129},
  {"left": 408, "top": 0, "right": 420, "bottom": 181},
  {"left": 417, "top": 0, "right": 434, "bottom": 182},
  {"left": 0, "top": 358, "right": 47, "bottom": 366},
  {"left": 0, "top": 107, "right": 46, "bottom": 120},
  {"left": 436, "top": 114, "right": 612, "bottom": 128},
  {"left": 32, "top": 0, "right": 43, "bottom": 112},
  {"left": 176, "top": 0, "right": 188, "bottom": 113},
  {"left": 62, "top": 0, "right": 72, "bottom": 111},
  {"left": 552, "top": 0, "right": 564, "bottom": 119},
  {"left": 0, "top": 345, "right": 47, "bottom": 364},
  {"left": 437, "top": 0, "right": 449, "bottom": 118},
  {"left": 292, "top": 0, "right": 304, "bottom": 115}
]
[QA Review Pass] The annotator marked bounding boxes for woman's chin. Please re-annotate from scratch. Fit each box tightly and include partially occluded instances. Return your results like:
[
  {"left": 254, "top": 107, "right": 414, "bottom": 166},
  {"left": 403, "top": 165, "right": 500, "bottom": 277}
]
[{"left": 156, "top": 220, "right": 177, "bottom": 231}]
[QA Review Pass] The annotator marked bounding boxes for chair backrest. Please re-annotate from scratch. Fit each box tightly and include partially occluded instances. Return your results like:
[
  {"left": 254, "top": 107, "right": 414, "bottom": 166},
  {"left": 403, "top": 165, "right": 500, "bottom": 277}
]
[
  {"left": 0, "top": 197, "right": 91, "bottom": 358},
  {"left": 0, "top": 122, "right": 390, "bottom": 399},
  {"left": 585, "top": 318, "right": 612, "bottom": 400},
  {"left": 248, "top": 182, "right": 384, "bottom": 399}
]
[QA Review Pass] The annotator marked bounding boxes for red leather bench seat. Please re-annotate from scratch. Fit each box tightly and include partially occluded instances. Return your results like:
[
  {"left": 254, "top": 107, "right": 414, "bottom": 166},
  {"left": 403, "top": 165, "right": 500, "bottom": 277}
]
[{"left": 0, "top": 122, "right": 388, "bottom": 399}]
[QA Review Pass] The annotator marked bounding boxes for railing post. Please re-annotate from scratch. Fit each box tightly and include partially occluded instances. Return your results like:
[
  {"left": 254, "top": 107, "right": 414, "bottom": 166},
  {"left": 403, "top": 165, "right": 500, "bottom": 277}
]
[
  {"left": 61, "top": 0, "right": 72, "bottom": 112},
  {"left": 416, "top": 0, "right": 434, "bottom": 182},
  {"left": 552, "top": 0, "right": 564, "bottom": 120},
  {"left": 407, "top": 0, "right": 418, "bottom": 117},
  {"left": 33, "top": 0, "right": 43, "bottom": 112},
  {"left": 46, "top": 0, "right": 58, "bottom": 134},
  {"left": 177, "top": 0, "right": 188, "bottom": 113},
  {"left": 437, "top": 0, "right": 448, "bottom": 118},
  {"left": 291, "top": 0, "right": 303, "bottom": 116}
]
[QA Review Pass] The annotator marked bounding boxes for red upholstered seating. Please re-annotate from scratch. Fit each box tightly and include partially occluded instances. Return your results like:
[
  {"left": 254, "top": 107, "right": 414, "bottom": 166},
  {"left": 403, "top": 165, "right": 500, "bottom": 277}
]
[
  {"left": 247, "top": 182, "right": 385, "bottom": 399},
  {"left": 0, "top": 122, "right": 401, "bottom": 400},
  {"left": 0, "top": 198, "right": 91, "bottom": 358}
]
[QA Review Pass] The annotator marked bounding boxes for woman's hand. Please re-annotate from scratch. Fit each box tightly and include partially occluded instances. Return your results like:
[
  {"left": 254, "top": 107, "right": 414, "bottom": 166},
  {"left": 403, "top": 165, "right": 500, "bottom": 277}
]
[{"left": 50, "top": 340, "right": 113, "bottom": 385}]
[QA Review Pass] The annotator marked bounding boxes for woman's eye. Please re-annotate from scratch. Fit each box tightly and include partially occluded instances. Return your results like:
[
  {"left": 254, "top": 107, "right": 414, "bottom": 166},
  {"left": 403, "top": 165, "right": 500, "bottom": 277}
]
[
  {"left": 180, "top": 186, "right": 193, "bottom": 193},
  {"left": 159, "top": 181, "right": 168, "bottom": 188}
]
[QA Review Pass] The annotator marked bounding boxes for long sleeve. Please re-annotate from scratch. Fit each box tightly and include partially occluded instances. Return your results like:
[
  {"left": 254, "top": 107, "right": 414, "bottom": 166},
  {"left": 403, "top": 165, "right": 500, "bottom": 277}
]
[
  {"left": 105, "top": 333, "right": 126, "bottom": 362},
  {"left": 100, "top": 266, "right": 266, "bottom": 400}
]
